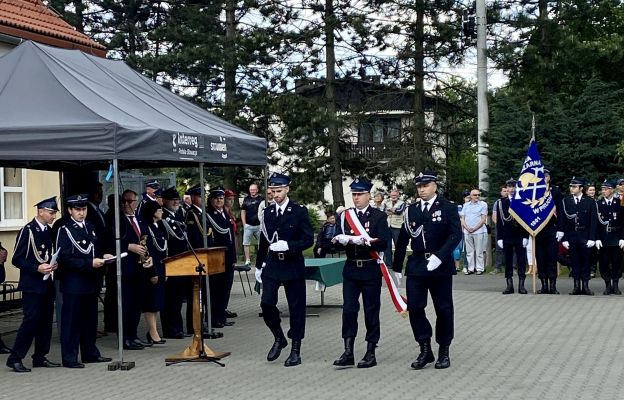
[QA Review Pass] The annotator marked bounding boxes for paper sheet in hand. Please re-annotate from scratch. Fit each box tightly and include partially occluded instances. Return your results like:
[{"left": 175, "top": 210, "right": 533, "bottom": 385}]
[
  {"left": 104, "top": 252, "right": 128, "bottom": 263},
  {"left": 43, "top": 247, "right": 61, "bottom": 281}
]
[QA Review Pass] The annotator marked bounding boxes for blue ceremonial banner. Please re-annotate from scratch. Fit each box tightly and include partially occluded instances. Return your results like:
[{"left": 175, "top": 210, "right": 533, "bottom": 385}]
[{"left": 509, "top": 138, "right": 555, "bottom": 236}]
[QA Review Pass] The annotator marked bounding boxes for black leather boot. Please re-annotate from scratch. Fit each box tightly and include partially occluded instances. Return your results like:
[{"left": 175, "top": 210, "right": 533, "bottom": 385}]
[
  {"left": 549, "top": 278, "right": 559, "bottom": 294},
  {"left": 434, "top": 345, "right": 451, "bottom": 369},
  {"left": 267, "top": 329, "right": 288, "bottom": 362},
  {"left": 613, "top": 280, "right": 622, "bottom": 295},
  {"left": 518, "top": 277, "right": 528, "bottom": 294},
  {"left": 284, "top": 340, "right": 301, "bottom": 367},
  {"left": 570, "top": 279, "right": 581, "bottom": 295},
  {"left": 411, "top": 340, "right": 435, "bottom": 369},
  {"left": 357, "top": 342, "right": 377, "bottom": 368},
  {"left": 502, "top": 278, "right": 514, "bottom": 295},
  {"left": 333, "top": 337, "right": 355, "bottom": 367},
  {"left": 582, "top": 280, "right": 594, "bottom": 296},
  {"left": 603, "top": 280, "right": 612, "bottom": 295},
  {"left": 537, "top": 278, "right": 549, "bottom": 294}
]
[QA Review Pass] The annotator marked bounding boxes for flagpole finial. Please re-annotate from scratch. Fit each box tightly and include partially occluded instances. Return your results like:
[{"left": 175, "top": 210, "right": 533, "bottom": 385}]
[{"left": 531, "top": 113, "right": 536, "bottom": 140}]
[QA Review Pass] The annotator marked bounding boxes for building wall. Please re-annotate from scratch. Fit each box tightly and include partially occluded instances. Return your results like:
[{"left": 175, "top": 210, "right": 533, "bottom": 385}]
[{"left": 0, "top": 171, "right": 60, "bottom": 283}]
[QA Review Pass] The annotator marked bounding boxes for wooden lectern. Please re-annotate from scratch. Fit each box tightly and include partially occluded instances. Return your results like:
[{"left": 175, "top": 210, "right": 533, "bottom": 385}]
[{"left": 163, "top": 247, "right": 231, "bottom": 364}]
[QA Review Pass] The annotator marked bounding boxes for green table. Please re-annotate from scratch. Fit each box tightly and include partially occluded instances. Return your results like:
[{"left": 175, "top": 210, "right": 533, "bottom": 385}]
[{"left": 305, "top": 258, "right": 346, "bottom": 307}]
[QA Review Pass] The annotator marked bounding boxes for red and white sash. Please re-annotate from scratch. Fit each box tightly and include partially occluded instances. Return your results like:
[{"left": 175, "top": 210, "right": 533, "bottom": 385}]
[{"left": 345, "top": 209, "right": 408, "bottom": 315}]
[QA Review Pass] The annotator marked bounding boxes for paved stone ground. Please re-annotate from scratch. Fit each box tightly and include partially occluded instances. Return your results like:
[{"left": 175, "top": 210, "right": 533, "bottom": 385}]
[{"left": 0, "top": 272, "right": 623, "bottom": 400}]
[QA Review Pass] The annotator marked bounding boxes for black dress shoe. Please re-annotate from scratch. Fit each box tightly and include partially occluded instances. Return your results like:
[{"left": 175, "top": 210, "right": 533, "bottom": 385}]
[
  {"left": 146, "top": 332, "right": 166, "bottom": 345},
  {"left": 0, "top": 345, "right": 11, "bottom": 354},
  {"left": 33, "top": 358, "right": 61, "bottom": 368},
  {"left": 163, "top": 333, "right": 185, "bottom": 339},
  {"left": 225, "top": 310, "right": 238, "bottom": 318},
  {"left": 134, "top": 338, "right": 152, "bottom": 347},
  {"left": 7, "top": 361, "right": 31, "bottom": 373},
  {"left": 224, "top": 321, "right": 235, "bottom": 326},
  {"left": 267, "top": 337, "right": 288, "bottom": 362},
  {"left": 212, "top": 322, "right": 225, "bottom": 328},
  {"left": 63, "top": 362, "right": 85, "bottom": 369},
  {"left": 123, "top": 340, "right": 144, "bottom": 350},
  {"left": 83, "top": 356, "right": 112, "bottom": 363}
]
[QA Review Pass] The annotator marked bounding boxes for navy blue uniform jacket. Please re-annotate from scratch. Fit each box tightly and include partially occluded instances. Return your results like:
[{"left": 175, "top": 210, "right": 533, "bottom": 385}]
[
  {"left": 56, "top": 220, "right": 103, "bottom": 295},
  {"left": 12, "top": 218, "right": 54, "bottom": 293}
]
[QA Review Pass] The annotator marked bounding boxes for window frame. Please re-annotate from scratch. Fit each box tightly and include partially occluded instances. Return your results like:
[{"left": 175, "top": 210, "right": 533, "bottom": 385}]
[{"left": 0, "top": 167, "right": 27, "bottom": 228}]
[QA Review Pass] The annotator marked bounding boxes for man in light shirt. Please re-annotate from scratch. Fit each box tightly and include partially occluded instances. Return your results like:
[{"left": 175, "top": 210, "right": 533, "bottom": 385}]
[{"left": 459, "top": 189, "right": 488, "bottom": 275}]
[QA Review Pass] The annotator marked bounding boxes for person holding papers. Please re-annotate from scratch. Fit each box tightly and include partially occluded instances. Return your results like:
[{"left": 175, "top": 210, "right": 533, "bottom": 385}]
[
  {"left": 6, "top": 197, "right": 60, "bottom": 373},
  {"left": 56, "top": 194, "right": 113, "bottom": 368}
]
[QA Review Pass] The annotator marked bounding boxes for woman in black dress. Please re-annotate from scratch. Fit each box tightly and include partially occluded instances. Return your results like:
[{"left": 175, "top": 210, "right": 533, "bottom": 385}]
[{"left": 141, "top": 201, "right": 167, "bottom": 345}]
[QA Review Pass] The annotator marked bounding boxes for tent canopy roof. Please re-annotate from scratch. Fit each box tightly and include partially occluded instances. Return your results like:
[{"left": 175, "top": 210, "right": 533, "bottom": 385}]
[{"left": 0, "top": 41, "right": 267, "bottom": 170}]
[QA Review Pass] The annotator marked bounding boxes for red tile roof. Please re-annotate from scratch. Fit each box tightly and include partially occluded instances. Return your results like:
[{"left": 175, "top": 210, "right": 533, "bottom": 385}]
[{"left": 0, "top": 0, "right": 106, "bottom": 57}]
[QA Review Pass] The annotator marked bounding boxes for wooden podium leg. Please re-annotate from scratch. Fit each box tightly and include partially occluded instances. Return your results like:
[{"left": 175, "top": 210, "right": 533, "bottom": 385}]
[{"left": 165, "top": 277, "right": 230, "bottom": 363}]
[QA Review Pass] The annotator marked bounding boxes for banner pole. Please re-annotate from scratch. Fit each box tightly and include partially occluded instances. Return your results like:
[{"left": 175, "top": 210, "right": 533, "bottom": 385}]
[{"left": 532, "top": 235, "right": 537, "bottom": 294}]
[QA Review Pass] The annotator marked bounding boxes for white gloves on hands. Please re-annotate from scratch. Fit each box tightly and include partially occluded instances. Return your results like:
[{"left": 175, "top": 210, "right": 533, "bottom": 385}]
[
  {"left": 269, "top": 240, "right": 289, "bottom": 252},
  {"left": 522, "top": 238, "right": 529, "bottom": 248},
  {"left": 562, "top": 241, "right": 570, "bottom": 250},
  {"left": 595, "top": 240, "right": 603, "bottom": 250},
  {"left": 426, "top": 255, "right": 442, "bottom": 271},
  {"left": 351, "top": 235, "right": 367, "bottom": 246},
  {"left": 333, "top": 234, "right": 351, "bottom": 245},
  {"left": 254, "top": 265, "right": 263, "bottom": 283},
  {"left": 394, "top": 272, "right": 403, "bottom": 285},
  {"left": 556, "top": 231, "right": 564, "bottom": 241},
  {"left": 586, "top": 240, "right": 595, "bottom": 248},
  {"left": 619, "top": 240, "right": 624, "bottom": 249},
  {"left": 497, "top": 240, "right": 503, "bottom": 249}
]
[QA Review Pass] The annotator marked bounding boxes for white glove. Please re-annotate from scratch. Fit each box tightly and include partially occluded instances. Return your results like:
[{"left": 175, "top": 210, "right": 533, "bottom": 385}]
[
  {"left": 426, "top": 255, "right": 442, "bottom": 271},
  {"left": 556, "top": 231, "right": 564, "bottom": 241},
  {"left": 254, "top": 265, "right": 263, "bottom": 283},
  {"left": 333, "top": 234, "right": 351, "bottom": 245},
  {"left": 586, "top": 240, "right": 595, "bottom": 248},
  {"left": 619, "top": 240, "right": 624, "bottom": 249},
  {"left": 497, "top": 240, "right": 503, "bottom": 249},
  {"left": 269, "top": 240, "right": 289, "bottom": 252},
  {"left": 595, "top": 240, "right": 603, "bottom": 250},
  {"left": 351, "top": 235, "right": 366, "bottom": 246},
  {"left": 562, "top": 241, "right": 570, "bottom": 250},
  {"left": 394, "top": 272, "right": 403, "bottom": 285},
  {"left": 522, "top": 238, "right": 529, "bottom": 248}
]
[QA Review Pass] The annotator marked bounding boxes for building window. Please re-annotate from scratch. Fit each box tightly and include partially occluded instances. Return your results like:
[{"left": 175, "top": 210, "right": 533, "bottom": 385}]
[
  {"left": 358, "top": 118, "right": 402, "bottom": 144},
  {"left": 0, "top": 168, "right": 26, "bottom": 227}
]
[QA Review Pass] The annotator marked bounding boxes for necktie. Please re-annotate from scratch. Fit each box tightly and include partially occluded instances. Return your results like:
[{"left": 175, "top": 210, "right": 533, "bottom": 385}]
[
  {"left": 278, "top": 208, "right": 283, "bottom": 217},
  {"left": 357, "top": 211, "right": 364, "bottom": 219},
  {"left": 423, "top": 202, "right": 430, "bottom": 215},
  {"left": 575, "top": 197, "right": 579, "bottom": 205},
  {"left": 128, "top": 216, "right": 140, "bottom": 237}
]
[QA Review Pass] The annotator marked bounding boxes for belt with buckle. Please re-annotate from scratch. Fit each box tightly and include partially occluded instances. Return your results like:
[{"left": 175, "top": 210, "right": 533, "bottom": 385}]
[
  {"left": 414, "top": 252, "right": 432, "bottom": 259},
  {"left": 607, "top": 226, "right": 620, "bottom": 232},
  {"left": 270, "top": 251, "right": 289, "bottom": 261},
  {"left": 575, "top": 226, "right": 586, "bottom": 231},
  {"left": 350, "top": 259, "right": 375, "bottom": 267}
]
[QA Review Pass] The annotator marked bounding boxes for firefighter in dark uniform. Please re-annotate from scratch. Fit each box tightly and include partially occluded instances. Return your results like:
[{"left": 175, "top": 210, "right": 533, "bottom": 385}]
[
  {"left": 561, "top": 177, "right": 598, "bottom": 295},
  {"left": 393, "top": 171, "right": 462, "bottom": 370},
  {"left": 595, "top": 179, "right": 624, "bottom": 295},
  {"left": 536, "top": 169, "right": 563, "bottom": 294},
  {"left": 56, "top": 194, "right": 113, "bottom": 368},
  {"left": 255, "top": 173, "right": 314, "bottom": 367},
  {"left": 136, "top": 179, "right": 160, "bottom": 221},
  {"left": 205, "top": 186, "right": 237, "bottom": 328},
  {"left": 497, "top": 178, "right": 530, "bottom": 295},
  {"left": 332, "top": 178, "right": 389, "bottom": 369},
  {"left": 160, "top": 186, "right": 191, "bottom": 339},
  {"left": 6, "top": 197, "right": 60, "bottom": 373}
]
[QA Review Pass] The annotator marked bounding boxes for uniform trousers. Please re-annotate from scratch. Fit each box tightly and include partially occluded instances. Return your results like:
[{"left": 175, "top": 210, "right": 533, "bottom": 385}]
[
  {"left": 341, "top": 274, "right": 382, "bottom": 343},
  {"left": 406, "top": 275, "right": 454, "bottom": 346},
  {"left": 121, "top": 276, "right": 142, "bottom": 341},
  {"left": 261, "top": 275, "right": 306, "bottom": 340},
  {"left": 209, "top": 272, "right": 227, "bottom": 324},
  {"left": 504, "top": 243, "right": 527, "bottom": 278},
  {"left": 536, "top": 234, "right": 558, "bottom": 279},
  {"left": 7, "top": 286, "right": 55, "bottom": 364},
  {"left": 103, "top": 268, "right": 117, "bottom": 332},
  {"left": 161, "top": 277, "right": 190, "bottom": 336},
  {"left": 599, "top": 246, "right": 622, "bottom": 281},
  {"left": 61, "top": 293, "right": 101, "bottom": 364},
  {"left": 569, "top": 243, "right": 591, "bottom": 280}
]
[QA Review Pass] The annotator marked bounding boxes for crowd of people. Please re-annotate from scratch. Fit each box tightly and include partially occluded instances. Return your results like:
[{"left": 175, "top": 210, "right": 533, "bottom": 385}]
[{"left": 2, "top": 179, "right": 251, "bottom": 372}]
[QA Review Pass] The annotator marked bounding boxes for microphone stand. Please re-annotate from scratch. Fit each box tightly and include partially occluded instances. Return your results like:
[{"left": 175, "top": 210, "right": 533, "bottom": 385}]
[{"left": 165, "top": 225, "right": 224, "bottom": 367}]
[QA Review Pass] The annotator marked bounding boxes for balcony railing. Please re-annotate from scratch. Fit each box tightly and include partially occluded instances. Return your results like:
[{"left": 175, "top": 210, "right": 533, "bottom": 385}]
[{"left": 344, "top": 142, "right": 403, "bottom": 161}]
